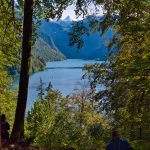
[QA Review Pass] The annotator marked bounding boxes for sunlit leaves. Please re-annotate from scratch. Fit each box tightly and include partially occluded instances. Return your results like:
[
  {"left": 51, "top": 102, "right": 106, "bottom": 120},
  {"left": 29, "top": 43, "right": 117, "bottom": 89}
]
[
  {"left": 27, "top": 88, "right": 109, "bottom": 149},
  {"left": 79, "top": 0, "right": 150, "bottom": 144}
]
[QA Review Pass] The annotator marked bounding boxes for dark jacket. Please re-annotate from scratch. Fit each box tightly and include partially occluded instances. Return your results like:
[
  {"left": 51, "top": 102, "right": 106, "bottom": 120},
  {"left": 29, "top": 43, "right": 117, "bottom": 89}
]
[
  {"left": 1, "top": 121, "right": 10, "bottom": 140},
  {"left": 106, "top": 139, "right": 133, "bottom": 150}
]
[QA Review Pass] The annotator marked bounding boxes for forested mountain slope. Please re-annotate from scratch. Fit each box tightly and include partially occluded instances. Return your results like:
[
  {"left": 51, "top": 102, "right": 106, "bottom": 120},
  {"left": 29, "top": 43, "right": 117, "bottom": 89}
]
[
  {"left": 30, "top": 38, "right": 65, "bottom": 73},
  {"left": 8, "top": 37, "right": 65, "bottom": 75}
]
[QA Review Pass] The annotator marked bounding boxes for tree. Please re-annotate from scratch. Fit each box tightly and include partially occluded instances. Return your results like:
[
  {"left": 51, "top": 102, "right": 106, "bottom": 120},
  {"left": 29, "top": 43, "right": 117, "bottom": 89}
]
[
  {"left": 10, "top": 0, "right": 72, "bottom": 142},
  {"left": 0, "top": 0, "right": 21, "bottom": 146},
  {"left": 10, "top": 0, "right": 34, "bottom": 141},
  {"left": 78, "top": 0, "right": 150, "bottom": 145},
  {"left": 27, "top": 88, "right": 109, "bottom": 149},
  {"left": 45, "top": 82, "right": 53, "bottom": 92},
  {"left": 68, "top": 0, "right": 150, "bottom": 147},
  {"left": 37, "top": 78, "right": 45, "bottom": 100}
]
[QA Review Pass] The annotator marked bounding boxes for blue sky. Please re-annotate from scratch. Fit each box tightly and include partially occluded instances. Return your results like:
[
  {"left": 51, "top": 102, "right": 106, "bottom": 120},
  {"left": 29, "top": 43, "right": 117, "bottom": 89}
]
[{"left": 61, "top": 4, "right": 103, "bottom": 20}]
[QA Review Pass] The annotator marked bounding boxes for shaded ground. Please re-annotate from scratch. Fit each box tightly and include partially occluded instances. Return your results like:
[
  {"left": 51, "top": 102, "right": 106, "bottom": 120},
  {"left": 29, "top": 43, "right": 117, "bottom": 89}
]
[
  {"left": 1, "top": 140, "right": 76, "bottom": 150},
  {"left": 2, "top": 144, "right": 76, "bottom": 150}
]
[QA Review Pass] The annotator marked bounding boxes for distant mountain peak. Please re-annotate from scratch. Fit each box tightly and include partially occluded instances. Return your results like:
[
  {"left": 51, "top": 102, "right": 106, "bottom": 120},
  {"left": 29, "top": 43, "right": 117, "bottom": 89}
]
[{"left": 63, "top": 15, "right": 72, "bottom": 21}]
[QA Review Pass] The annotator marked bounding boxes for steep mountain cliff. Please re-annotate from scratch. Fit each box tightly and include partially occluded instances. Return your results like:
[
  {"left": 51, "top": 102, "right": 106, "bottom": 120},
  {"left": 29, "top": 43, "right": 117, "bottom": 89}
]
[{"left": 30, "top": 37, "right": 65, "bottom": 73}]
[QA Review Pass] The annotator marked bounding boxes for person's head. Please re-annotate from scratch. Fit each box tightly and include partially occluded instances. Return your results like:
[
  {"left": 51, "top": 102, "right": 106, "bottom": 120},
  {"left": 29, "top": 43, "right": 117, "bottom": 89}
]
[
  {"left": 1, "top": 114, "right": 6, "bottom": 122},
  {"left": 112, "top": 130, "right": 120, "bottom": 140}
]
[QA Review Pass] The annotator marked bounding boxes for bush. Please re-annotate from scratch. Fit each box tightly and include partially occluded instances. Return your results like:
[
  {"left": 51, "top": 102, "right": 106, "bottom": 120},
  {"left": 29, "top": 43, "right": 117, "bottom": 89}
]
[{"left": 130, "top": 140, "right": 150, "bottom": 150}]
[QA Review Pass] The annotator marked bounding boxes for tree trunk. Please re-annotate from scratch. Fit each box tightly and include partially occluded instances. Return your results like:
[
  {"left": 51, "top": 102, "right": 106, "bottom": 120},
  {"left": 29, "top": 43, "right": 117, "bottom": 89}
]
[{"left": 10, "top": 0, "right": 33, "bottom": 142}]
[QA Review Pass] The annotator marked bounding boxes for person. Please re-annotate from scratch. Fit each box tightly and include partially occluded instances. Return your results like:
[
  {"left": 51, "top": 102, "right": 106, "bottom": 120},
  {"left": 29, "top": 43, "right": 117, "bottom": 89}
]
[
  {"left": 1, "top": 114, "right": 10, "bottom": 143},
  {"left": 106, "top": 130, "right": 133, "bottom": 150}
]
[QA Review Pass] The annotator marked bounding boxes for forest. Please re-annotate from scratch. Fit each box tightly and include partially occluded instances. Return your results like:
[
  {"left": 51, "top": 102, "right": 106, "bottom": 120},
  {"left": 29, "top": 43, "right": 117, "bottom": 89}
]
[{"left": 0, "top": 0, "right": 150, "bottom": 150}]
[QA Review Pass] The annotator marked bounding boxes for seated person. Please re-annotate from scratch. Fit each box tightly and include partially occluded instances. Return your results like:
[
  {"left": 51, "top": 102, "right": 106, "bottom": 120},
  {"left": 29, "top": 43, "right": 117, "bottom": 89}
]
[
  {"left": 106, "top": 130, "right": 133, "bottom": 150},
  {"left": 1, "top": 114, "right": 10, "bottom": 143}
]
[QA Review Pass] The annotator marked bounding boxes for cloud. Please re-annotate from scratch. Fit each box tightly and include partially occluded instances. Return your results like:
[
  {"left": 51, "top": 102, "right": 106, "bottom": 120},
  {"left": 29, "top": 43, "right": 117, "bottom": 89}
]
[{"left": 61, "top": 4, "right": 103, "bottom": 21}]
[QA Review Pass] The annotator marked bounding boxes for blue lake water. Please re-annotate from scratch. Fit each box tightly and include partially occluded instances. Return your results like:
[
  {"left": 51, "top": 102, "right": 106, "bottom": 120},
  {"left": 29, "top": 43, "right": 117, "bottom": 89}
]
[{"left": 15, "top": 59, "right": 102, "bottom": 109}]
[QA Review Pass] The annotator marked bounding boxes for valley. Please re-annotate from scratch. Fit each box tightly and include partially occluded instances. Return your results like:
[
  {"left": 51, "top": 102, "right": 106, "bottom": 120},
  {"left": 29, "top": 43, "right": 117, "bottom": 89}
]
[{"left": 13, "top": 16, "right": 113, "bottom": 109}]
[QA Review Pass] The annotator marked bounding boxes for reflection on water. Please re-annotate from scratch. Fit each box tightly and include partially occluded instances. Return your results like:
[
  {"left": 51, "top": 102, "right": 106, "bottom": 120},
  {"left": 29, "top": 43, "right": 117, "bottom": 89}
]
[{"left": 15, "top": 59, "right": 102, "bottom": 109}]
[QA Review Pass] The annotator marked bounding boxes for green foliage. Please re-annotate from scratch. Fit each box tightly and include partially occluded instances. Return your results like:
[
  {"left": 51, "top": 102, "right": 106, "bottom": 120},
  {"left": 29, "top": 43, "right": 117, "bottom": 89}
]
[
  {"left": 27, "top": 88, "right": 109, "bottom": 149},
  {"left": 0, "top": 0, "right": 20, "bottom": 129},
  {"left": 0, "top": 0, "right": 21, "bottom": 67},
  {"left": 80, "top": 0, "right": 150, "bottom": 148},
  {"left": 130, "top": 140, "right": 150, "bottom": 150},
  {"left": 69, "top": 21, "right": 89, "bottom": 49},
  {"left": 1, "top": 0, "right": 149, "bottom": 148},
  {"left": 0, "top": 88, "right": 17, "bottom": 130}
]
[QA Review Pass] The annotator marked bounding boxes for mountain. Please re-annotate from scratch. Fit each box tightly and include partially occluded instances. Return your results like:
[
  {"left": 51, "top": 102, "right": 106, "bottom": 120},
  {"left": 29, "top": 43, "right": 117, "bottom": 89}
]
[
  {"left": 30, "top": 38, "right": 65, "bottom": 73},
  {"left": 9, "top": 16, "right": 113, "bottom": 76},
  {"left": 8, "top": 38, "right": 65, "bottom": 76},
  {"left": 63, "top": 15, "right": 72, "bottom": 21},
  {"left": 38, "top": 16, "right": 113, "bottom": 60}
]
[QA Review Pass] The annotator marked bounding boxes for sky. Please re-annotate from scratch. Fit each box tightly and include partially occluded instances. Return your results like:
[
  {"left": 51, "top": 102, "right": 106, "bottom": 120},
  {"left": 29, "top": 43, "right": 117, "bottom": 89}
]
[{"left": 61, "top": 4, "right": 104, "bottom": 20}]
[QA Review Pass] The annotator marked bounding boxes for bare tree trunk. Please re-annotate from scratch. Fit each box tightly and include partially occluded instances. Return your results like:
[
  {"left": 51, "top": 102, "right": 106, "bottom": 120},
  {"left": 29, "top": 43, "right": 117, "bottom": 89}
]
[{"left": 10, "top": 0, "right": 33, "bottom": 142}]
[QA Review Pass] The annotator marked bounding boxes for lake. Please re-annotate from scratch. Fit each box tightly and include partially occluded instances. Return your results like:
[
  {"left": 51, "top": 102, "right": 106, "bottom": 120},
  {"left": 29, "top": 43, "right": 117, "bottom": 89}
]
[{"left": 15, "top": 59, "right": 102, "bottom": 109}]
